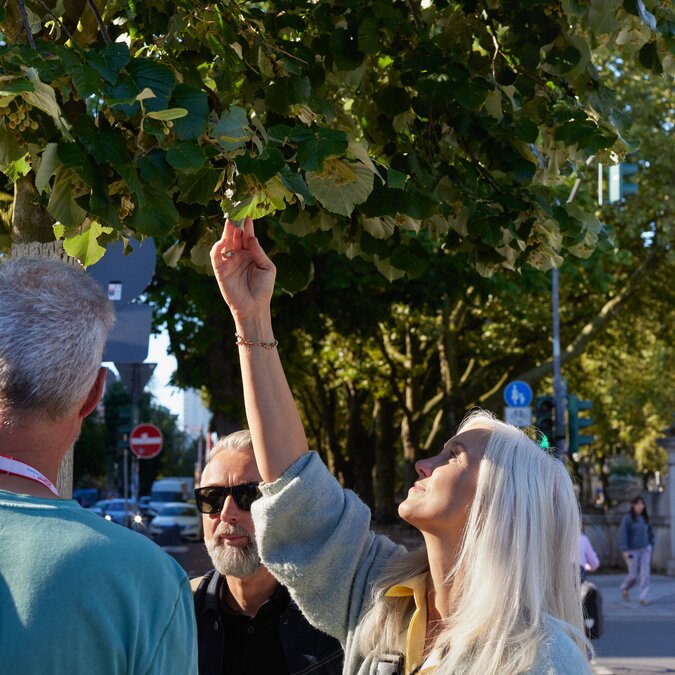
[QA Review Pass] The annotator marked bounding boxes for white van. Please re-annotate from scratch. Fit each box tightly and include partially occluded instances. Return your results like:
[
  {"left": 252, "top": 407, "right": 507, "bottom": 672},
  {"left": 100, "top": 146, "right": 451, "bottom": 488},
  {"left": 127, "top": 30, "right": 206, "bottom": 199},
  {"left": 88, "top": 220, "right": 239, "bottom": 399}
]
[{"left": 148, "top": 476, "right": 194, "bottom": 516}]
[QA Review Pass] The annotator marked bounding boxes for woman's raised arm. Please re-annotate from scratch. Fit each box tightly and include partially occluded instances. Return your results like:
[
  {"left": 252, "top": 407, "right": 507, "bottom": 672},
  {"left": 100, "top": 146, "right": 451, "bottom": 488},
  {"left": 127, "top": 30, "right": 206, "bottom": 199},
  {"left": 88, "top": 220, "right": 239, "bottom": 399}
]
[{"left": 210, "top": 217, "right": 308, "bottom": 481}]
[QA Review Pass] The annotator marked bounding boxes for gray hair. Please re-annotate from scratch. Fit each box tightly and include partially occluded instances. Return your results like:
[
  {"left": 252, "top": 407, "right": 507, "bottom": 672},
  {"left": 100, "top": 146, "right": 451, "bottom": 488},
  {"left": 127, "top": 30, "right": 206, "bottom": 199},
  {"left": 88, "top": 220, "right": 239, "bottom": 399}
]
[
  {"left": 0, "top": 257, "right": 115, "bottom": 421},
  {"left": 206, "top": 429, "right": 253, "bottom": 463}
]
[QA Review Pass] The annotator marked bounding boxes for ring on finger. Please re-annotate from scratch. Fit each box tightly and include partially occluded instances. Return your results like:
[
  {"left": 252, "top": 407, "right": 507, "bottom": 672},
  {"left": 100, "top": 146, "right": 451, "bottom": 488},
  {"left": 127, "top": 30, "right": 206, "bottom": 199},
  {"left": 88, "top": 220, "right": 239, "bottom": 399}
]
[{"left": 223, "top": 249, "right": 235, "bottom": 259}]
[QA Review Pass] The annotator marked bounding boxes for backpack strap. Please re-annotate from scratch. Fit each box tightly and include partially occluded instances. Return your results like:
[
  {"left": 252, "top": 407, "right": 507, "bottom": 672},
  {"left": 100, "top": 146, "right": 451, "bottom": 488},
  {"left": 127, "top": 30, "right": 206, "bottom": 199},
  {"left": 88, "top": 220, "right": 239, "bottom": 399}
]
[{"left": 191, "top": 568, "right": 217, "bottom": 613}]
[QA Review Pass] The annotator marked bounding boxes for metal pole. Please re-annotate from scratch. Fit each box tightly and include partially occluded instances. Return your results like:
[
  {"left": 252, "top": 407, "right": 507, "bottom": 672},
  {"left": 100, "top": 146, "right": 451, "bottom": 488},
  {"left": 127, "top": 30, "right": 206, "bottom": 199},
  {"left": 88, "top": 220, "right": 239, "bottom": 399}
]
[
  {"left": 552, "top": 268, "right": 567, "bottom": 460},
  {"left": 122, "top": 447, "right": 129, "bottom": 507},
  {"left": 130, "top": 363, "right": 141, "bottom": 517}
]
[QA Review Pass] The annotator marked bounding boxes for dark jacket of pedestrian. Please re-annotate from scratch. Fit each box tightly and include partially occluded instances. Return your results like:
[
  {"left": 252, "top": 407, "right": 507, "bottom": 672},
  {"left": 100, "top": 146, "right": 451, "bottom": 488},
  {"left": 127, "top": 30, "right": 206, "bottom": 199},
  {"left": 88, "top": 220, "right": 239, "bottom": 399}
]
[
  {"left": 193, "top": 568, "right": 343, "bottom": 675},
  {"left": 620, "top": 513, "right": 654, "bottom": 551}
]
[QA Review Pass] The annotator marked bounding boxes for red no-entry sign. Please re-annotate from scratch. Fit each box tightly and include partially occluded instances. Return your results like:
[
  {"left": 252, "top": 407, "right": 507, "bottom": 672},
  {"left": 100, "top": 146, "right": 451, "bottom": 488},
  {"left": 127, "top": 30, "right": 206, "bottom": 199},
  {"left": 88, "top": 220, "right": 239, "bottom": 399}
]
[{"left": 129, "top": 423, "right": 163, "bottom": 459}]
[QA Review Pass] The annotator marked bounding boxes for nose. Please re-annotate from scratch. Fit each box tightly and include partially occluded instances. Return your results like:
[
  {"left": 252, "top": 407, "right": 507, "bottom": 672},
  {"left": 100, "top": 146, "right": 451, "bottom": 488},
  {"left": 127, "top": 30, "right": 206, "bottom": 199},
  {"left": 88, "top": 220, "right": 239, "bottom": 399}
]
[
  {"left": 415, "top": 456, "right": 437, "bottom": 478},
  {"left": 217, "top": 494, "right": 241, "bottom": 524}
]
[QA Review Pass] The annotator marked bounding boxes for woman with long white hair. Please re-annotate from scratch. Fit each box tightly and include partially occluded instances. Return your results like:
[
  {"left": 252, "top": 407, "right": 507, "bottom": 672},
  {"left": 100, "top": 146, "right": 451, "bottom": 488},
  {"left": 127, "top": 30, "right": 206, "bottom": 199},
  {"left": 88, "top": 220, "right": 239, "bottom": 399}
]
[{"left": 211, "top": 217, "right": 591, "bottom": 674}]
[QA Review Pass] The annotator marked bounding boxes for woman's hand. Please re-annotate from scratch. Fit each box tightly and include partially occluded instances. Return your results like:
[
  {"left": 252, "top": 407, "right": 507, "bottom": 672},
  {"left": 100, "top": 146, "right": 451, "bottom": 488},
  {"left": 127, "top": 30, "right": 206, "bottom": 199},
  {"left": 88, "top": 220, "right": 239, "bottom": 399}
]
[{"left": 210, "top": 217, "right": 276, "bottom": 322}]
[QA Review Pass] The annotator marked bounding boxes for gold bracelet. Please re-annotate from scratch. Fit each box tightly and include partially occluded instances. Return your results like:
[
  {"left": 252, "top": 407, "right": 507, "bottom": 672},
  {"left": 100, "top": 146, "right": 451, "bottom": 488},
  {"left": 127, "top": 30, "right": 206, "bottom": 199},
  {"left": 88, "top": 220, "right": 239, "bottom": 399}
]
[{"left": 235, "top": 333, "right": 279, "bottom": 350}]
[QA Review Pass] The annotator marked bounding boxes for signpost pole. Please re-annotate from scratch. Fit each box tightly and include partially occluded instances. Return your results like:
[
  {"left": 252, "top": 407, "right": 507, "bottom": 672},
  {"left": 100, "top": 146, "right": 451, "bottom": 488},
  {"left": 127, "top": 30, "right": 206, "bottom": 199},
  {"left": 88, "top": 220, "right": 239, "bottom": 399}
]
[{"left": 552, "top": 268, "right": 567, "bottom": 460}]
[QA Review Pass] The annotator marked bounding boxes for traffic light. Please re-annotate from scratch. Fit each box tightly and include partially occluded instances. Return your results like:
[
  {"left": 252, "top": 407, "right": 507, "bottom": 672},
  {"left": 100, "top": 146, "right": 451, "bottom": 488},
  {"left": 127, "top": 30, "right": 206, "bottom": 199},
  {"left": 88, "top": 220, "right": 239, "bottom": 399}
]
[
  {"left": 534, "top": 395, "right": 555, "bottom": 448},
  {"left": 608, "top": 163, "right": 638, "bottom": 203},
  {"left": 568, "top": 394, "right": 594, "bottom": 453}
]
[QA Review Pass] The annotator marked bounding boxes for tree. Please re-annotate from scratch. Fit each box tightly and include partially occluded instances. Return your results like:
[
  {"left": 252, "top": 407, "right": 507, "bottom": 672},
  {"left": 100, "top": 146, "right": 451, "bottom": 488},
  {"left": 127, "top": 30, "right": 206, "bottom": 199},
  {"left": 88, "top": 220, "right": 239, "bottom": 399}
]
[
  {"left": 1, "top": 0, "right": 672, "bottom": 286},
  {"left": 75, "top": 379, "right": 195, "bottom": 496}
]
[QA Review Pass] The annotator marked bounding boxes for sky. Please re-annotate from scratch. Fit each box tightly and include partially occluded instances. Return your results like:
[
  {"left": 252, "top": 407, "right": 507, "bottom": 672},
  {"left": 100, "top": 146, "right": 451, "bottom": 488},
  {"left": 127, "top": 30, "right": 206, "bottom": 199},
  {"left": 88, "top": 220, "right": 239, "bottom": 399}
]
[{"left": 146, "top": 331, "right": 183, "bottom": 420}]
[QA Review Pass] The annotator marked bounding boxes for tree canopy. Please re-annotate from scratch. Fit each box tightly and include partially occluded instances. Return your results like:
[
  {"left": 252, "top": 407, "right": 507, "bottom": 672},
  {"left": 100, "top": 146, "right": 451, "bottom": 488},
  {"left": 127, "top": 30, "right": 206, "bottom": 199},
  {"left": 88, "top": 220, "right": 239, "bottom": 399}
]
[{"left": 1, "top": 0, "right": 673, "bottom": 287}]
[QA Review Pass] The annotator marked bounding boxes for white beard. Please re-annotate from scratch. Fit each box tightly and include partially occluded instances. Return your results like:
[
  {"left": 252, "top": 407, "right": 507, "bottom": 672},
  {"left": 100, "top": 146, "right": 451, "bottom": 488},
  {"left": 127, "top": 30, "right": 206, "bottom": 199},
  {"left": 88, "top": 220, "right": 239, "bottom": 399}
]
[{"left": 204, "top": 522, "right": 261, "bottom": 578}]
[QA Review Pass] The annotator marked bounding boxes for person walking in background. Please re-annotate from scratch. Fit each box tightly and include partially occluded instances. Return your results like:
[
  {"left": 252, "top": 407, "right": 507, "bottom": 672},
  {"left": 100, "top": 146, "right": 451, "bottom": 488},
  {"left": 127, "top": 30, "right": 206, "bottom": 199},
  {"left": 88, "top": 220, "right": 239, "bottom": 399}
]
[
  {"left": 579, "top": 531, "right": 603, "bottom": 642},
  {"left": 209, "top": 218, "right": 591, "bottom": 675},
  {"left": 0, "top": 257, "right": 197, "bottom": 675},
  {"left": 192, "top": 430, "right": 343, "bottom": 675},
  {"left": 580, "top": 531, "right": 600, "bottom": 580},
  {"left": 620, "top": 496, "right": 655, "bottom": 605}
]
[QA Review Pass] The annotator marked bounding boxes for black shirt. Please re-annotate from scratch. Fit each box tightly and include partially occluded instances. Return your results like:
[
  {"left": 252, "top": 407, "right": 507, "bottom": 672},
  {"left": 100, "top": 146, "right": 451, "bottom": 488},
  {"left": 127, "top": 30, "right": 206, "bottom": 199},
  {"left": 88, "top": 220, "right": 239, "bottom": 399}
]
[
  {"left": 193, "top": 568, "right": 343, "bottom": 675},
  {"left": 220, "top": 583, "right": 290, "bottom": 675}
]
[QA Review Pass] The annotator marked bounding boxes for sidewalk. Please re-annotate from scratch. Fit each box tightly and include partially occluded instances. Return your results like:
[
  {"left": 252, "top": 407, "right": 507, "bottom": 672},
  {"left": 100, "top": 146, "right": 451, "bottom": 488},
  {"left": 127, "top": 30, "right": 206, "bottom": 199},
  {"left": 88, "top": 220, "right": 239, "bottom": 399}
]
[
  {"left": 590, "top": 572, "right": 675, "bottom": 675},
  {"left": 592, "top": 572, "right": 675, "bottom": 619}
]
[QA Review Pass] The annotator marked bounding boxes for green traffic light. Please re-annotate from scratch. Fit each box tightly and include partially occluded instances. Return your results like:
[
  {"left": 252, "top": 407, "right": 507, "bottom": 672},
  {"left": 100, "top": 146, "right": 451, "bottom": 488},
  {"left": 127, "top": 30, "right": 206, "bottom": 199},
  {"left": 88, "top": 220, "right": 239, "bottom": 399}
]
[
  {"left": 568, "top": 394, "right": 594, "bottom": 452},
  {"left": 539, "top": 435, "right": 550, "bottom": 449}
]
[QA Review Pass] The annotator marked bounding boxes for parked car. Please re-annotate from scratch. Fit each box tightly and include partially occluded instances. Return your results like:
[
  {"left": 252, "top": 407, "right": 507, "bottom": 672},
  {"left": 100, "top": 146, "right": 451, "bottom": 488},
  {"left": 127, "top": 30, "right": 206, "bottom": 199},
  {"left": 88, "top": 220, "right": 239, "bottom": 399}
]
[
  {"left": 73, "top": 487, "right": 100, "bottom": 508},
  {"left": 88, "top": 499, "right": 141, "bottom": 528},
  {"left": 138, "top": 495, "right": 152, "bottom": 515},
  {"left": 148, "top": 502, "right": 202, "bottom": 542}
]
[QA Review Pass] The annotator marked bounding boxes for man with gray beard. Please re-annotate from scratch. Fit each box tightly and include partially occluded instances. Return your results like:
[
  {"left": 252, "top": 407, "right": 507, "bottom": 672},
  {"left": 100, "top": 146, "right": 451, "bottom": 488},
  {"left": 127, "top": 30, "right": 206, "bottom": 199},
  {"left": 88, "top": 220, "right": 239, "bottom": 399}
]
[{"left": 191, "top": 430, "right": 343, "bottom": 675}]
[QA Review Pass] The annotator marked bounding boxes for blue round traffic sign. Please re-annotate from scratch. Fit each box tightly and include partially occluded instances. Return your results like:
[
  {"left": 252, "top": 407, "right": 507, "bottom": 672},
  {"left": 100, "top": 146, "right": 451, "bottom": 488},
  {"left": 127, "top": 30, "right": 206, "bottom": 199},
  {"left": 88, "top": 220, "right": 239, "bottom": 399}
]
[{"left": 503, "top": 380, "right": 533, "bottom": 407}]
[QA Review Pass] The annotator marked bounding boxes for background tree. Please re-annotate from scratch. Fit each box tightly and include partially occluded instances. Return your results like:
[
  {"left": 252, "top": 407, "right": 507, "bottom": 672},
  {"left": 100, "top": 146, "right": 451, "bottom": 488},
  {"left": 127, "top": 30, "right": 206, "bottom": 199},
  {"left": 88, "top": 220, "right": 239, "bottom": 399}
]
[{"left": 74, "top": 379, "right": 195, "bottom": 496}]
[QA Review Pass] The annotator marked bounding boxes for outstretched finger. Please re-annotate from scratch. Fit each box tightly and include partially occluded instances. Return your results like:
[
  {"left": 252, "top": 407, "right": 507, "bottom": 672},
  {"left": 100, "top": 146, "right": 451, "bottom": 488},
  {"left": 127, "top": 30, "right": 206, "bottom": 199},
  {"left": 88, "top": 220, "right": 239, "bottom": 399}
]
[
  {"left": 232, "top": 221, "right": 244, "bottom": 251},
  {"left": 242, "top": 217, "right": 255, "bottom": 248}
]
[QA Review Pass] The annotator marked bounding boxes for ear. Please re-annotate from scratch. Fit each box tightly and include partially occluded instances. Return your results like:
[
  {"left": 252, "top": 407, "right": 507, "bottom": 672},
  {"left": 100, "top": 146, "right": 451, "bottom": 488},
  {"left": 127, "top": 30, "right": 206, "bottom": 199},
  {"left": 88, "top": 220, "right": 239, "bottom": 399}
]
[{"left": 79, "top": 367, "right": 107, "bottom": 418}]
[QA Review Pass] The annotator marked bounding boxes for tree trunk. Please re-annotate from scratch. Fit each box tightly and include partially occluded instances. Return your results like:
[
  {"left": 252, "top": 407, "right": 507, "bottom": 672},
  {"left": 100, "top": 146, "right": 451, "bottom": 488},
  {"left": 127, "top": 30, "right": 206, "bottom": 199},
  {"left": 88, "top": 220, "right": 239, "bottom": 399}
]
[
  {"left": 347, "top": 385, "right": 374, "bottom": 507},
  {"left": 373, "top": 397, "right": 398, "bottom": 523}
]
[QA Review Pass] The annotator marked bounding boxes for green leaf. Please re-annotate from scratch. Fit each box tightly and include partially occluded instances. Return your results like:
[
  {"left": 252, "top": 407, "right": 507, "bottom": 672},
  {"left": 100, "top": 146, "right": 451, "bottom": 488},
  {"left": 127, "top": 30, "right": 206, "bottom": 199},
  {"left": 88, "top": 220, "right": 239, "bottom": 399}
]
[
  {"left": 280, "top": 166, "right": 313, "bottom": 204},
  {"left": 297, "top": 129, "right": 348, "bottom": 171},
  {"left": 211, "top": 106, "right": 250, "bottom": 151},
  {"left": 34, "top": 143, "right": 60, "bottom": 193},
  {"left": 387, "top": 168, "right": 407, "bottom": 190},
  {"left": 146, "top": 108, "right": 188, "bottom": 121},
  {"left": 166, "top": 142, "right": 207, "bottom": 172},
  {"left": 61, "top": 220, "right": 113, "bottom": 268},
  {"left": 48, "top": 168, "right": 87, "bottom": 228},
  {"left": 110, "top": 59, "right": 176, "bottom": 115},
  {"left": 279, "top": 210, "right": 320, "bottom": 236},
  {"left": 330, "top": 28, "right": 365, "bottom": 71},
  {"left": 5, "top": 154, "right": 31, "bottom": 181},
  {"left": 22, "top": 68, "right": 71, "bottom": 138},
  {"left": 170, "top": 84, "right": 209, "bottom": 140},
  {"left": 69, "top": 63, "right": 104, "bottom": 100},
  {"left": 177, "top": 167, "right": 220, "bottom": 204},
  {"left": 0, "top": 124, "right": 26, "bottom": 169},
  {"left": 163, "top": 240, "right": 186, "bottom": 268},
  {"left": 455, "top": 77, "right": 491, "bottom": 111},
  {"left": 190, "top": 233, "right": 217, "bottom": 270},
  {"left": 128, "top": 186, "right": 179, "bottom": 236},
  {"left": 357, "top": 17, "right": 380, "bottom": 54},
  {"left": 265, "top": 76, "right": 311, "bottom": 115},
  {"left": 402, "top": 187, "right": 436, "bottom": 219},
  {"left": 273, "top": 250, "right": 314, "bottom": 294},
  {"left": 138, "top": 150, "right": 176, "bottom": 190},
  {"left": 373, "top": 255, "right": 406, "bottom": 281},
  {"left": 373, "top": 86, "right": 411, "bottom": 116},
  {"left": 639, "top": 42, "right": 662, "bottom": 73},
  {"left": 514, "top": 118, "right": 540, "bottom": 143},
  {"left": 88, "top": 42, "right": 130, "bottom": 85},
  {"left": 228, "top": 176, "right": 293, "bottom": 220},
  {"left": 306, "top": 159, "right": 374, "bottom": 216},
  {"left": 0, "top": 80, "right": 34, "bottom": 95},
  {"left": 362, "top": 216, "right": 396, "bottom": 240},
  {"left": 236, "top": 147, "right": 285, "bottom": 183},
  {"left": 390, "top": 239, "right": 430, "bottom": 278}
]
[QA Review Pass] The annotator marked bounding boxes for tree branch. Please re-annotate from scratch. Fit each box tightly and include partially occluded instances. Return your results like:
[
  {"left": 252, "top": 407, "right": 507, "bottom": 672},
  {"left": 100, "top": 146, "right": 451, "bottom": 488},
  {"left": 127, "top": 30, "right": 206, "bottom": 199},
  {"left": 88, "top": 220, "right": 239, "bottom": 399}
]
[
  {"left": 17, "top": 0, "right": 36, "bottom": 48},
  {"left": 85, "top": 0, "right": 111, "bottom": 44}
]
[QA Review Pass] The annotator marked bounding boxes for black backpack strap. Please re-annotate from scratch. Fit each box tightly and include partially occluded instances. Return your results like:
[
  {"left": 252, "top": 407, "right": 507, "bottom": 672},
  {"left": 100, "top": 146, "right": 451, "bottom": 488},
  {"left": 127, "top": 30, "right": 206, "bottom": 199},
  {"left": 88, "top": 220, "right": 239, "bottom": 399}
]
[
  {"left": 192, "top": 569, "right": 222, "bottom": 675},
  {"left": 191, "top": 568, "right": 217, "bottom": 613}
]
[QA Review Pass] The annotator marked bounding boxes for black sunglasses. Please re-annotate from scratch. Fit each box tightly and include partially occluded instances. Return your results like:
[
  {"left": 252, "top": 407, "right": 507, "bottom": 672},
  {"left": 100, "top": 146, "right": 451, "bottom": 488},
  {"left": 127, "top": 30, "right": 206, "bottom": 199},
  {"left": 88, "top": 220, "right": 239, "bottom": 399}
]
[{"left": 194, "top": 483, "right": 261, "bottom": 513}]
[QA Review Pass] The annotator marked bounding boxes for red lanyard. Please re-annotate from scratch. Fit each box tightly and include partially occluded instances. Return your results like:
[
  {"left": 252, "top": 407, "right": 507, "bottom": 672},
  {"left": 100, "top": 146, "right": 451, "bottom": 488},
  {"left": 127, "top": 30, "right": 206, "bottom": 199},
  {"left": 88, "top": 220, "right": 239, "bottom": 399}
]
[{"left": 0, "top": 454, "right": 59, "bottom": 497}]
